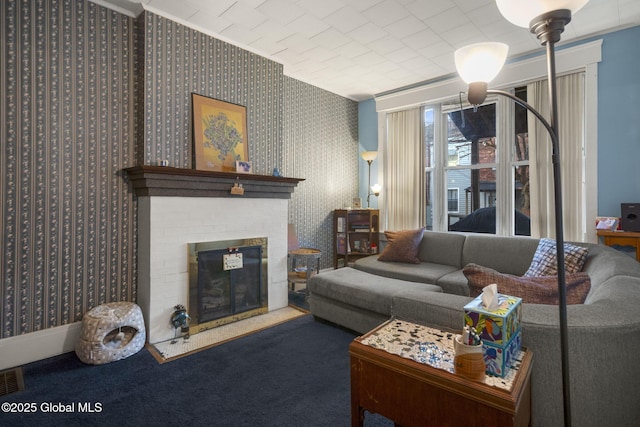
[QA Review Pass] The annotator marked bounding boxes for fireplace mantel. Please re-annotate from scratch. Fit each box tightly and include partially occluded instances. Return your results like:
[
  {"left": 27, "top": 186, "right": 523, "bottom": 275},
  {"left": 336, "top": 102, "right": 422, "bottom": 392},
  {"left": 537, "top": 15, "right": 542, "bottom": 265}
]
[{"left": 124, "top": 166, "right": 304, "bottom": 198}]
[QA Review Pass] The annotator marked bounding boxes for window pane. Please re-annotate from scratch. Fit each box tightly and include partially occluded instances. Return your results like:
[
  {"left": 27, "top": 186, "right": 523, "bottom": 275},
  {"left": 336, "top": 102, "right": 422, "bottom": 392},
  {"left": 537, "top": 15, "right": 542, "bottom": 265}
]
[
  {"left": 447, "top": 167, "right": 496, "bottom": 233},
  {"left": 513, "top": 87, "right": 529, "bottom": 162},
  {"left": 447, "top": 104, "right": 496, "bottom": 166},
  {"left": 446, "top": 103, "right": 497, "bottom": 233}
]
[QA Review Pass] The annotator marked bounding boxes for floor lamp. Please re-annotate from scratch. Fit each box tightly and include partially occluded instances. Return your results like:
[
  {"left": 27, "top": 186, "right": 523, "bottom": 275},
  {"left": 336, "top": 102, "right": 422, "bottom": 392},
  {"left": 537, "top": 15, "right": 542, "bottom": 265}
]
[
  {"left": 454, "top": 1, "right": 590, "bottom": 425},
  {"left": 362, "top": 151, "right": 378, "bottom": 208}
]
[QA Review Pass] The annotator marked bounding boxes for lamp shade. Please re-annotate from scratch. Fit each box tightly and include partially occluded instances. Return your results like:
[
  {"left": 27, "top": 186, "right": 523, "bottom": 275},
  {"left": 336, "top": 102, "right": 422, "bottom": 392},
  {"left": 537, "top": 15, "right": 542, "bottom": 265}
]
[
  {"left": 496, "top": 0, "right": 589, "bottom": 28},
  {"left": 454, "top": 42, "right": 509, "bottom": 84},
  {"left": 371, "top": 184, "right": 382, "bottom": 195},
  {"left": 361, "top": 151, "right": 378, "bottom": 162}
]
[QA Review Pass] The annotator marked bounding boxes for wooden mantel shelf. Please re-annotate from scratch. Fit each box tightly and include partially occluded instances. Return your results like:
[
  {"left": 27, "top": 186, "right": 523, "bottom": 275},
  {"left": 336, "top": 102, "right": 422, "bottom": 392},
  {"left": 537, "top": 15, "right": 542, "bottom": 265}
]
[{"left": 124, "top": 166, "right": 304, "bottom": 199}]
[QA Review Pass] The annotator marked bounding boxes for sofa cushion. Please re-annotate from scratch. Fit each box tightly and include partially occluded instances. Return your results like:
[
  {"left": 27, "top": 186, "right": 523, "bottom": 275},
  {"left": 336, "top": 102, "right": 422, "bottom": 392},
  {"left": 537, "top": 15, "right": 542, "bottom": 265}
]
[
  {"left": 354, "top": 256, "right": 459, "bottom": 286},
  {"left": 524, "top": 238, "right": 589, "bottom": 277},
  {"left": 435, "top": 270, "right": 473, "bottom": 296},
  {"left": 392, "top": 292, "right": 472, "bottom": 331},
  {"left": 417, "top": 231, "right": 466, "bottom": 267},
  {"left": 378, "top": 228, "right": 425, "bottom": 264},
  {"left": 461, "top": 234, "right": 539, "bottom": 276},
  {"left": 463, "top": 263, "right": 591, "bottom": 305},
  {"left": 307, "top": 267, "right": 442, "bottom": 315}
]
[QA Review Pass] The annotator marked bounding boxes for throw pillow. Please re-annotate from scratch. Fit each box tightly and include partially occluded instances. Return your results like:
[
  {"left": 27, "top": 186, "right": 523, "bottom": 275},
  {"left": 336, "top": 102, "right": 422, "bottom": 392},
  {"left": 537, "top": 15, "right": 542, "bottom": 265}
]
[
  {"left": 523, "top": 238, "right": 589, "bottom": 277},
  {"left": 377, "top": 228, "right": 425, "bottom": 264},
  {"left": 463, "top": 263, "right": 591, "bottom": 305}
]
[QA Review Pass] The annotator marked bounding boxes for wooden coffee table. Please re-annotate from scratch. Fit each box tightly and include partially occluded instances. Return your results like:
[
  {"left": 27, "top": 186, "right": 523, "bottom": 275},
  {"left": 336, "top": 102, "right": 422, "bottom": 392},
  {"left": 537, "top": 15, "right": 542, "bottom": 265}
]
[{"left": 350, "top": 318, "right": 532, "bottom": 427}]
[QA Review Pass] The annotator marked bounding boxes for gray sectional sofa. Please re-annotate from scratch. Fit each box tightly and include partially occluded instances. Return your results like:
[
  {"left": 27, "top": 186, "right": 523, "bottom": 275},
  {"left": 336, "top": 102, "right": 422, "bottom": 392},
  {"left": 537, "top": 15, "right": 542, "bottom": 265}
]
[{"left": 307, "top": 231, "right": 640, "bottom": 427}]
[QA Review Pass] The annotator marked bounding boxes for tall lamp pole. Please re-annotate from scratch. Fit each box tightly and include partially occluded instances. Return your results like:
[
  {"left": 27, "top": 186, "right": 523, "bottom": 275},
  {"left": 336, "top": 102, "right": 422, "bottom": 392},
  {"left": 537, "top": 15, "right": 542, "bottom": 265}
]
[
  {"left": 455, "top": 1, "right": 590, "bottom": 425},
  {"left": 362, "top": 151, "right": 378, "bottom": 208}
]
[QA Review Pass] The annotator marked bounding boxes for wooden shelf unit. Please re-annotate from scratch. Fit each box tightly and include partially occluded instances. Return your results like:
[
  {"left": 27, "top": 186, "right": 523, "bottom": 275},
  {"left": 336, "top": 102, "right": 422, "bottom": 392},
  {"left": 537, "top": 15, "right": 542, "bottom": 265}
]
[{"left": 334, "top": 209, "right": 379, "bottom": 269}]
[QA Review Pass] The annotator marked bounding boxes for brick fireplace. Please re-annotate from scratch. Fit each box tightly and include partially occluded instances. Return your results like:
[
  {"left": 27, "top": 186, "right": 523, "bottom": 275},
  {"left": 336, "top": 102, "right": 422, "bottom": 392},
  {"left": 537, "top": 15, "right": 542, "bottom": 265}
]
[{"left": 126, "top": 166, "right": 303, "bottom": 344}]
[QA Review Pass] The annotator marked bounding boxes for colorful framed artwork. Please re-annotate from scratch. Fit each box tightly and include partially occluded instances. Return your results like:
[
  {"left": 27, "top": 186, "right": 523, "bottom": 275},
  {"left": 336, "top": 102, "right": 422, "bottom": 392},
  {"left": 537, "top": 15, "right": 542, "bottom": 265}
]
[{"left": 192, "top": 93, "right": 249, "bottom": 172}]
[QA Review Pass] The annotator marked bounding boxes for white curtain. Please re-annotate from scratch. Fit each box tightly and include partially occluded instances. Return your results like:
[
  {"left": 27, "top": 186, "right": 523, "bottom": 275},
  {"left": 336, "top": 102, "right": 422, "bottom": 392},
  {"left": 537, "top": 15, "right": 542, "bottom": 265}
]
[
  {"left": 382, "top": 107, "right": 425, "bottom": 230},
  {"left": 528, "top": 72, "right": 585, "bottom": 241}
]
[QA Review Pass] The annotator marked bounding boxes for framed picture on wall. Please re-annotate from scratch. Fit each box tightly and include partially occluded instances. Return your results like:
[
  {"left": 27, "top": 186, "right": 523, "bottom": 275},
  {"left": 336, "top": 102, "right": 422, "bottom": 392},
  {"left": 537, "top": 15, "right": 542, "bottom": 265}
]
[{"left": 192, "top": 93, "right": 249, "bottom": 172}]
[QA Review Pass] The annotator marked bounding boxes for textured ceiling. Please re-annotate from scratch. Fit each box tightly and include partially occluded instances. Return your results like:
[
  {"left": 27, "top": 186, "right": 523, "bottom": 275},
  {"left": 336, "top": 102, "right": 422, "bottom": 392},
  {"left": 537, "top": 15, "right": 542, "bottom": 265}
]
[{"left": 93, "top": 0, "right": 640, "bottom": 101}]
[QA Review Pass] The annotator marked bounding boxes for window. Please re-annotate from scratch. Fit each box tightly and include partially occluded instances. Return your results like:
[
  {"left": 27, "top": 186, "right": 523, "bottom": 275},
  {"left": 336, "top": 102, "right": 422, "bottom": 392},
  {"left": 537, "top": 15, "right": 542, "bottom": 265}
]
[
  {"left": 424, "top": 91, "right": 531, "bottom": 236},
  {"left": 446, "top": 103, "right": 497, "bottom": 229},
  {"left": 379, "top": 41, "right": 598, "bottom": 241}
]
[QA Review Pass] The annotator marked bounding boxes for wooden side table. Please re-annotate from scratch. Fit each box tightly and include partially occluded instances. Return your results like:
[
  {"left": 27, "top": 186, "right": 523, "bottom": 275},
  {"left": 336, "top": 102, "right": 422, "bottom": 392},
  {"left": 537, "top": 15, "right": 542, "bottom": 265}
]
[
  {"left": 597, "top": 229, "right": 640, "bottom": 261},
  {"left": 350, "top": 319, "right": 532, "bottom": 427},
  {"left": 287, "top": 248, "right": 321, "bottom": 294}
]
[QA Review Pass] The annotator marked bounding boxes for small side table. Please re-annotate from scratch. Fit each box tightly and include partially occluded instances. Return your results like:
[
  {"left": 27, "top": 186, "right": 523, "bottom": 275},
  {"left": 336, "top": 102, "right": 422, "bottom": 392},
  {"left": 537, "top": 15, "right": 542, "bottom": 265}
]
[
  {"left": 597, "top": 229, "right": 640, "bottom": 262},
  {"left": 287, "top": 248, "right": 321, "bottom": 294},
  {"left": 350, "top": 319, "right": 532, "bottom": 427}
]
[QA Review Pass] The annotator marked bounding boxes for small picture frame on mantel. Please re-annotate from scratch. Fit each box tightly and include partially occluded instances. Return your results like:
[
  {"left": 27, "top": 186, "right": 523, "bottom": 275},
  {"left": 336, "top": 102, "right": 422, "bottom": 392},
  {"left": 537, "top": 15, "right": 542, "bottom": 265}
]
[
  {"left": 353, "top": 197, "right": 362, "bottom": 209},
  {"left": 236, "top": 160, "right": 252, "bottom": 174}
]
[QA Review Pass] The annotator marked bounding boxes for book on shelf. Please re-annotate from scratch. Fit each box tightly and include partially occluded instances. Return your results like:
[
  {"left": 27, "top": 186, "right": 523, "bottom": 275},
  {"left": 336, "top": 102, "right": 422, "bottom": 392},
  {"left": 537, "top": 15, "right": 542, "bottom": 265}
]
[
  {"left": 351, "top": 223, "right": 370, "bottom": 229},
  {"left": 336, "top": 234, "right": 347, "bottom": 254}
]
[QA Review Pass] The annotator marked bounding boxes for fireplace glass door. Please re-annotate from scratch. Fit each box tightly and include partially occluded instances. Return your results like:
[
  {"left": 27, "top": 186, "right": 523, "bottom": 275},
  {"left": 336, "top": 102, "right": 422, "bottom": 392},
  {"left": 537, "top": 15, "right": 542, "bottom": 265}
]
[{"left": 196, "top": 245, "right": 262, "bottom": 324}]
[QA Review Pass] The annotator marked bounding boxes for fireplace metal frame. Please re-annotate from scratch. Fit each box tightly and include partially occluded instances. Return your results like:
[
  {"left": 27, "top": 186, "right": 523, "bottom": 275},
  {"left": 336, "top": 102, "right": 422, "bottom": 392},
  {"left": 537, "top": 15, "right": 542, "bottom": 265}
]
[{"left": 188, "top": 237, "right": 268, "bottom": 334}]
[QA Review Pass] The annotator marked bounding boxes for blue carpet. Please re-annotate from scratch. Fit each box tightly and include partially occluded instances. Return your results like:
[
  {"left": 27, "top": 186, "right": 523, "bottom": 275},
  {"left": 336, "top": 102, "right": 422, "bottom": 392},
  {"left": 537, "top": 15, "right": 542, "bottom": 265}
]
[{"left": 1, "top": 315, "right": 392, "bottom": 427}]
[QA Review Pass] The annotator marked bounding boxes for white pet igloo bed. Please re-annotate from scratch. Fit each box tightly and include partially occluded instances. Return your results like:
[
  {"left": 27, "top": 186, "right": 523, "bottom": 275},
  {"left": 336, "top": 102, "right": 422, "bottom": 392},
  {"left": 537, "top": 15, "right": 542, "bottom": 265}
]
[{"left": 76, "top": 302, "right": 146, "bottom": 365}]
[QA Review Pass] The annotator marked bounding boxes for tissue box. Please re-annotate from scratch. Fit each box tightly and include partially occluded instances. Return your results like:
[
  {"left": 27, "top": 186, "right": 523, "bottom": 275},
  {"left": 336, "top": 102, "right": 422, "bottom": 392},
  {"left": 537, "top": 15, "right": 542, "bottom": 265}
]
[
  {"left": 464, "top": 294, "right": 522, "bottom": 377},
  {"left": 463, "top": 294, "right": 522, "bottom": 345},
  {"left": 482, "top": 330, "right": 521, "bottom": 377}
]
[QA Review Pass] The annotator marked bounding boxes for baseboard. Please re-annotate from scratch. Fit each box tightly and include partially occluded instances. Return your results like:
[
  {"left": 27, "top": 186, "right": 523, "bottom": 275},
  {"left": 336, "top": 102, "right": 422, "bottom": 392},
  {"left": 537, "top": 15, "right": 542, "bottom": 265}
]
[{"left": 0, "top": 322, "right": 83, "bottom": 370}]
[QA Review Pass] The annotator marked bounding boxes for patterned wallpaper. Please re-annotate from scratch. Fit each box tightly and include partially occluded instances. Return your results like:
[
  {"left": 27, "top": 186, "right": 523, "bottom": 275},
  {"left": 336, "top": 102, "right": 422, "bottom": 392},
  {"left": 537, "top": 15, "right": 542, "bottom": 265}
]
[
  {"left": 0, "top": 0, "right": 136, "bottom": 338},
  {"left": 284, "top": 77, "right": 359, "bottom": 268},
  {"left": 140, "top": 13, "right": 358, "bottom": 270},
  {"left": 0, "top": 0, "right": 358, "bottom": 339},
  {"left": 139, "top": 12, "right": 283, "bottom": 173}
]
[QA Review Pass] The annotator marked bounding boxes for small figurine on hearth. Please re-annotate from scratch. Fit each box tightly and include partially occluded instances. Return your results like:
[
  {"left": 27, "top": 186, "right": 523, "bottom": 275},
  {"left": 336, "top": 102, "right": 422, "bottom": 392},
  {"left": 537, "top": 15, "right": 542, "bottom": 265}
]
[{"left": 170, "top": 304, "right": 191, "bottom": 344}]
